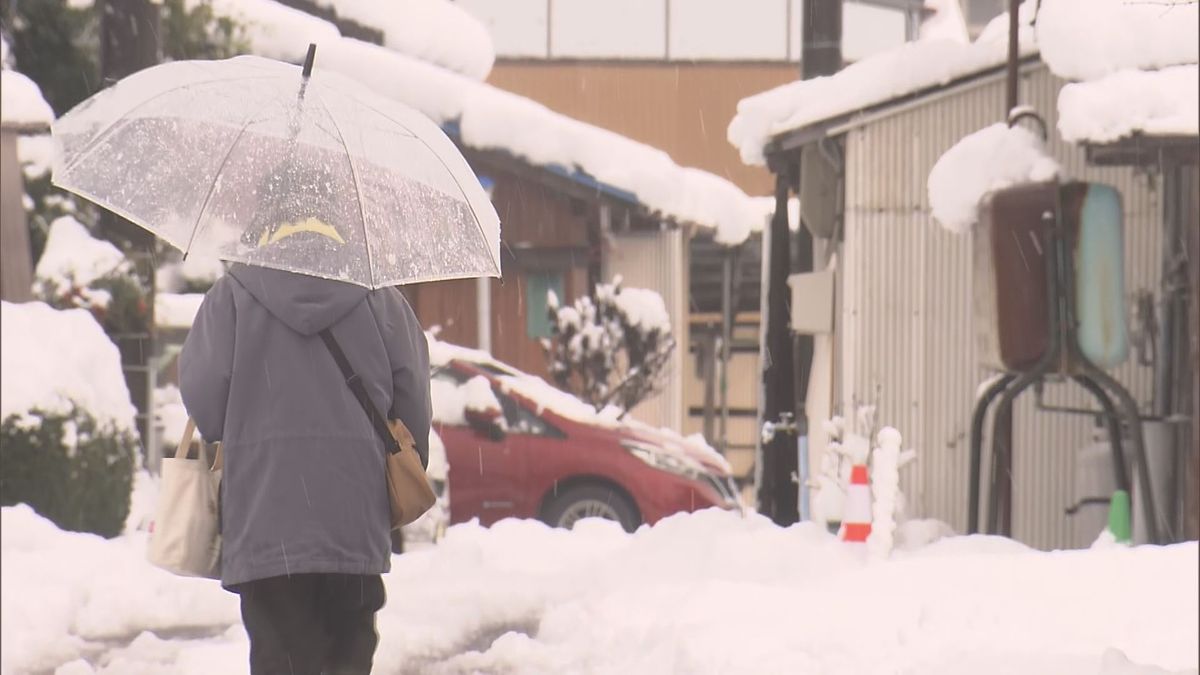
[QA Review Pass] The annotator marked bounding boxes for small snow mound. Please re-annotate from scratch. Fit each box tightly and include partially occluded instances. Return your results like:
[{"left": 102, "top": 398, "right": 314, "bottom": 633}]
[
  {"left": 928, "top": 123, "right": 1061, "bottom": 234},
  {"left": 1099, "top": 648, "right": 1198, "bottom": 675}
]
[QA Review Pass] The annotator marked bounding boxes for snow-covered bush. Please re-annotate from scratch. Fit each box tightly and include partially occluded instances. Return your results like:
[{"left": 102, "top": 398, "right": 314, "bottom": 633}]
[
  {"left": 0, "top": 302, "right": 139, "bottom": 538},
  {"left": 542, "top": 277, "right": 675, "bottom": 415},
  {"left": 33, "top": 216, "right": 149, "bottom": 336}
]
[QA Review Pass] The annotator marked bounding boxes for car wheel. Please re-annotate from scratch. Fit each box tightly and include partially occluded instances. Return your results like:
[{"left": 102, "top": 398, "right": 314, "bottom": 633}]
[{"left": 543, "top": 484, "right": 640, "bottom": 532}]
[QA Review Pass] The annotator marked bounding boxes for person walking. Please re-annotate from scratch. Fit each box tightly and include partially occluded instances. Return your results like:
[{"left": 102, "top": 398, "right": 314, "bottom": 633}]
[{"left": 179, "top": 253, "right": 431, "bottom": 675}]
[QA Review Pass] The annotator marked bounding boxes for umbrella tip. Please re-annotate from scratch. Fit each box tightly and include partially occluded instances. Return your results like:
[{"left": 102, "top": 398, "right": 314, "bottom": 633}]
[{"left": 302, "top": 44, "right": 317, "bottom": 78}]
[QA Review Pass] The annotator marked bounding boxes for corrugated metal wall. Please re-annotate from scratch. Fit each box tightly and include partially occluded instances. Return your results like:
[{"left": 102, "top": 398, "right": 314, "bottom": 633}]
[
  {"left": 839, "top": 63, "right": 1162, "bottom": 550},
  {"left": 604, "top": 229, "right": 688, "bottom": 432}
]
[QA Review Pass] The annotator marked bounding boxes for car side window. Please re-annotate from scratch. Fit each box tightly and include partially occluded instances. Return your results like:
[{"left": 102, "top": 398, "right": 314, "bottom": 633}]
[{"left": 495, "top": 391, "right": 563, "bottom": 438}]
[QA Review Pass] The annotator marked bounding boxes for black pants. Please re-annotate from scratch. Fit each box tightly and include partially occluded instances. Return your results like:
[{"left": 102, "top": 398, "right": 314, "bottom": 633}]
[{"left": 235, "top": 573, "right": 386, "bottom": 675}]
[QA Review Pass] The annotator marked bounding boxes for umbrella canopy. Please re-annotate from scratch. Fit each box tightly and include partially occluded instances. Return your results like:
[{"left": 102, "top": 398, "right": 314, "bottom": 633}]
[{"left": 51, "top": 53, "right": 500, "bottom": 289}]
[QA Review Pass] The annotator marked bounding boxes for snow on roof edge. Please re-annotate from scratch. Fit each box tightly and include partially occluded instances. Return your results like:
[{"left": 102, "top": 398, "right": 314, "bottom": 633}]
[{"left": 729, "top": 3, "right": 1039, "bottom": 165}]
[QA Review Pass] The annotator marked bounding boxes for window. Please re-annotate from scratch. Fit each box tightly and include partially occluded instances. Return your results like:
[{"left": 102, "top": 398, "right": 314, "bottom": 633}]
[
  {"left": 525, "top": 270, "right": 565, "bottom": 339},
  {"left": 496, "top": 390, "right": 564, "bottom": 438}
]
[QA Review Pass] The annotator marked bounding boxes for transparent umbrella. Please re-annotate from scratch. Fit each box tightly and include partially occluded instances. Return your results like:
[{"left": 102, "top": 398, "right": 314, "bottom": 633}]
[{"left": 51, "top": 49, "right": 500, "bottom": 289}]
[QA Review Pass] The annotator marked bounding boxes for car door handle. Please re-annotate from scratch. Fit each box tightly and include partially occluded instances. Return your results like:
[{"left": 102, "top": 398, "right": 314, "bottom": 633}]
[{"left": 482, "top": 500, "right": 514, "bottom": 509}]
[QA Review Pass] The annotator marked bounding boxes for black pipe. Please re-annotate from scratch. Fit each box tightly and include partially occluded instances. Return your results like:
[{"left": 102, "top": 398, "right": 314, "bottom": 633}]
[
  {"left": 302, "top": 43, "right": 317, "bottom": 78},
  {"left": 1073, "top": 375, "right": 1131, "bottom": 495},
  {"left": 968, "top": 374, "right": 1017, "bottom": 534}
]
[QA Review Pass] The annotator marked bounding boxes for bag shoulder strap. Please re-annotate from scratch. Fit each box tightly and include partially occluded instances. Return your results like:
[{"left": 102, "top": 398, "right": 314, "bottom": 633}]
[{"left": 319, "top": 328, "right": 402, "bottom": 456}]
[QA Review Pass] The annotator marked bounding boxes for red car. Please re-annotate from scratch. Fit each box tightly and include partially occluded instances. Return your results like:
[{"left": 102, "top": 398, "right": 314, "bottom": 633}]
[{"left": 430, "top": 342, "right": 741, "bottom": 531}]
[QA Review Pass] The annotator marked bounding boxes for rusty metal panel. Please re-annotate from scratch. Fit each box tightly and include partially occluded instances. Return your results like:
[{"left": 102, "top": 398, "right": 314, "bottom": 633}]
[{"left": 838, "top": 63, "right": 1162, "bottom": 549}]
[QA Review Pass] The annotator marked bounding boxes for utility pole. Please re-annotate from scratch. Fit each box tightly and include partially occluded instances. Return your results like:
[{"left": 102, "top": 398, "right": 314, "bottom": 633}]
[
  {"left": 99, "top": 0, "right": 160, "bottom": 464},
  {"left": 758, "top": 0, "right": 843, "bottom": 525}
]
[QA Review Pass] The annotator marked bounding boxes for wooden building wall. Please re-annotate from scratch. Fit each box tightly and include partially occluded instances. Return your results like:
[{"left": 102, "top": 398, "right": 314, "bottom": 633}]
[
  {"left": 403, "top": 162, "right": 593, "bottom": 379},
  {"left": 486, "top": 61, "right": 799, "bottom": 197}
]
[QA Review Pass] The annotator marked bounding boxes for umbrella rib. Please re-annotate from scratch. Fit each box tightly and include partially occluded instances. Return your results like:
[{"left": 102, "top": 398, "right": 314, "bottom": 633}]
[
  {"left": 58, "top": 74, "right": 278, "bottom": 178},
  {"left": 313, "top": 90, "right": 375, "bottom": 288},
  {"left": 183, "top": 117, "right": 259, "bottom": 255},
  {"left": 310, "top": 91, "right": 495, "bottom": 274}
]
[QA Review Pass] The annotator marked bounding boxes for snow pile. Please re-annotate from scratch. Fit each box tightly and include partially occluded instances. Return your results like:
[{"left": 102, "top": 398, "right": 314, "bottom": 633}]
[
  {"left": 17, "top": 134, "right": 54, "bottom": 178},
  {"left": 1057, "top": 65, "right": 1198, "bottom": 143},
  {"left": 1037, "top": 0, "right": 1197, "bottom": 82},
  {"left": 611, "top": 286, "right": 670, "bottom": 333},
  {"left": 155, "top": 293, "right": 205, "bottom": 329},
  {"left": 311, "top": 0, "right": 494, "bottom": 80},
  {"left": 33, "top": 215, "right": 128, "bottom": 298},
  {"left": 1036, "top": 0, "right": 1199, "bottom": 143},
  {"left": 3, "top": 505, "right": 1196, "bottom": 674},
  {"left": 0, "top": 302, "right": 136, "bottom": 435},
  {"left": 154, "top": 385, "right": 191, "bottom": 450},
  {"left": 0, "top": 505, "right": 239, "bottom": 675},
  {"left": 0, "top": 68, "right": 54, "bottom": 130},
  {"left": 927, "top": 122, "right": 1061, "bottom": 234},
  {"left": 728, "top": 2, "right": 1037, "bottom": 165}
]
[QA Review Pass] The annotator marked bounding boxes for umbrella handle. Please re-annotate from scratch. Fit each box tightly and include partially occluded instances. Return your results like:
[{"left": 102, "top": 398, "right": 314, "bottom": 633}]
[{"left": 302, "top": 44, "right": 316, "bottom": 79}]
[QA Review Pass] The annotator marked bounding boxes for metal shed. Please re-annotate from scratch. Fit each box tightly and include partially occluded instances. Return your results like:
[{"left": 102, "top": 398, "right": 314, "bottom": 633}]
[{"left": 769, "top": 60, "right": 1190, "bottom": 550}]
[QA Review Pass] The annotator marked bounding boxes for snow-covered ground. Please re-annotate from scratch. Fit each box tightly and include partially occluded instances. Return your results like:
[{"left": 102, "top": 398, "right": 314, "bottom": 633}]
[{"left": 2, "top": 504, "right": 1195, "bottom": 675}]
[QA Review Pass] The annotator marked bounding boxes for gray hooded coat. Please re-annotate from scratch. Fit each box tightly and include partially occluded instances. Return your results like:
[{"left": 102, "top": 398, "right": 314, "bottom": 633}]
[{"left": 179, "top": 264, "right": 431, "bottom": 587}]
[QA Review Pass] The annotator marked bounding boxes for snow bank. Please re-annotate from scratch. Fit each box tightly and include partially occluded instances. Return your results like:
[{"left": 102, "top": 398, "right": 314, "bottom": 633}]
[
  {"left": 1037, "top": 0, "right": 1198, "bottom": 82},
  {"left": 311, "top": 0, "right": 494, "bottom": 80},
  {"left": 33, "top": 215, "right": 128, "bottom": 294},
  {"left": 1058, "top": 65, "right": 1199, "bottom": 143},
  {"left": 0, "top": 302, "right": 136, "bottom": 435},
  {"left": 4, "top": 505, "right": 1195, "bottom": 674},
  {"left": 155, "top": 293, "right": 205, "bottom": 329},
  {"left": 0, "top": 69, "right": 54, "bottom": 130},
  {"left": 728, "top": 2, "right": 1037, "bottom": 166},
  {"left": 0, "top": 505, "right": 239, "bottom": 675},
  {"left": 927, "top": 122, "right": 1061, "bottom": 234}
]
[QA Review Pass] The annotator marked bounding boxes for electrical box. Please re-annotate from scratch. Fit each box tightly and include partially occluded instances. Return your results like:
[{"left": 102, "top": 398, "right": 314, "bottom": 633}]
[
  {"left": 800, "top": 147, "right": 839, "bottom": 239},
  {"left": 788, "top": 268, "right": 835, "bottom": 335}
]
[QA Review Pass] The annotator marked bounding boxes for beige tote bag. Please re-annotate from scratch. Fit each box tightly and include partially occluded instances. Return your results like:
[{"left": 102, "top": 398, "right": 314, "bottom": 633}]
[
  {"left": 147, "top": 419, "right": 223, "bottom": 579},
  {"left": 385, "top": 418, "right": 437, "bottom": 529}
]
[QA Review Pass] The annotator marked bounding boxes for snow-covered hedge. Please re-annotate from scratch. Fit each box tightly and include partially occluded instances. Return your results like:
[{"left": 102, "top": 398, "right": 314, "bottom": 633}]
[{"left": 0, "top": 302, "right": 139, "bottom": 537}]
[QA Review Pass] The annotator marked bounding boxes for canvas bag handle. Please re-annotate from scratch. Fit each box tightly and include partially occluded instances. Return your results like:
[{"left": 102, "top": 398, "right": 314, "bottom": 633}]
[{"left": 174, "top": 418, "right": 223, "bottom": 470}]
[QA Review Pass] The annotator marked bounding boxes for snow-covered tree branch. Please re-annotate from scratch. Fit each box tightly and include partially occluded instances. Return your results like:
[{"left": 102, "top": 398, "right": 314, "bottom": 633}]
[{"left": 542, "top": 277, "right": 676, "bottom": 416}]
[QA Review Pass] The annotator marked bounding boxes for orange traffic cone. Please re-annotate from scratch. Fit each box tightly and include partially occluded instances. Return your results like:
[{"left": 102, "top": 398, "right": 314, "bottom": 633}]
[{"left": 842, "top": 464, "right": 872, "bottom": 543}]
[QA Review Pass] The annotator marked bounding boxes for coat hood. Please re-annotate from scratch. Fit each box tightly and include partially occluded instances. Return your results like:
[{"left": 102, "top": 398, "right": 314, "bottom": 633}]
[{"left": 227, "top": 264, "right": 368, "bottom": 336}]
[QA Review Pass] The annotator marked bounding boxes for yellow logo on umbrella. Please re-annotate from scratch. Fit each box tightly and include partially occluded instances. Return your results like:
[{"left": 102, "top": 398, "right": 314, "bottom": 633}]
[{"left": 258, "top": 217, "right": 346, "bottom": 247}]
